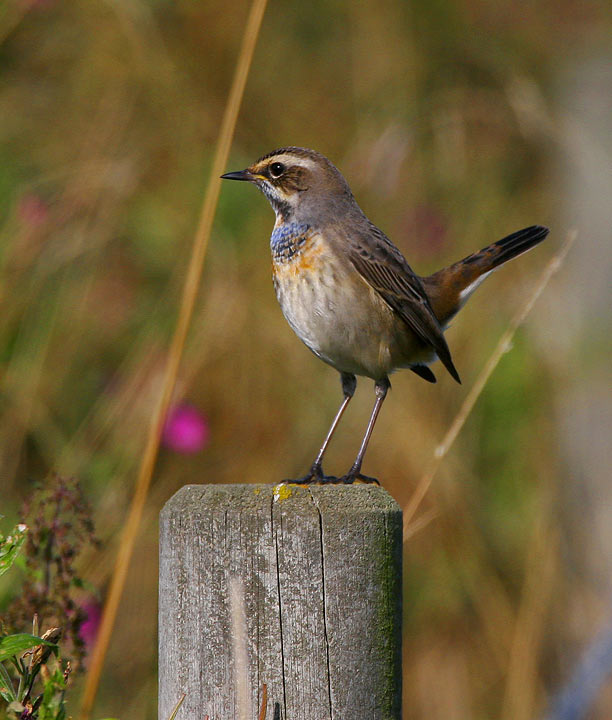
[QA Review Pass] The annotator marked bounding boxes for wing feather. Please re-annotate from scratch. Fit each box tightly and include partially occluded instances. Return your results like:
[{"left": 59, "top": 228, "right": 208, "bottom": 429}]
[{"left": 340, "top": 220, "right": 461, "bottom": 383}]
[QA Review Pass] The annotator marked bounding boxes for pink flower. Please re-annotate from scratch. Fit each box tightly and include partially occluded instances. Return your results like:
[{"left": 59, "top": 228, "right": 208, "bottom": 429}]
[
  {"left": 79, "top": 600, "right": 101, "bottom": 649},
  {"left": 162, "top": 404, "right": 210, "bottom": 454}
]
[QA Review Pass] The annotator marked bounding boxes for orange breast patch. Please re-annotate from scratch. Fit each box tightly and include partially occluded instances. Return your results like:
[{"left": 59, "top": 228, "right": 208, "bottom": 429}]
[{"left": 272, "top": 234, "right": 326, "bottom": 278}]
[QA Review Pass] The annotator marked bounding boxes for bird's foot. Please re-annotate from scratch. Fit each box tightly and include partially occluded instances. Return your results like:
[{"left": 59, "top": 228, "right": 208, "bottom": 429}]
[
  {"left": 284, "top": 463, "right": 339, "bottom": 485},
  {"left": 338, "top": 468, "right": 380, "bottom": 485}
]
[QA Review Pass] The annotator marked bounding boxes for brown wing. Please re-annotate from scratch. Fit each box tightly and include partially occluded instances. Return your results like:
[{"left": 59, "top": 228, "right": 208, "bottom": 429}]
[{"left": 343, "top": 220, "right": 461, "bottom": 383}]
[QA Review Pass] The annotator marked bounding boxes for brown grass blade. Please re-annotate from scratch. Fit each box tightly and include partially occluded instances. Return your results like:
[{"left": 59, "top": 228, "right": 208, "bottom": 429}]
[
  {"left": 168, "top": 693, "right": 186, "bottom": 720},
  {"left": 403, "top": 230, "right": 577, "bottom": 539},
  {"left": 230, "top": 576, "right": 252, "bottom": 720},
  {"left": 500, "top": 514, "right": 559, "bottom": 720},
  {"left": 259, "top": 683, "right": 268, "bottom": 720},
  {"left": 79, "top": 2, "right": 268, "bottom": 716}
]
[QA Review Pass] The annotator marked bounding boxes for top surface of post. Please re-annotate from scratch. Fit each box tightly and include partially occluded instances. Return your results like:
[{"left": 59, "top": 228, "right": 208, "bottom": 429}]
[{"left": 161, "top": 482, "right": 401, "bottom": 517}]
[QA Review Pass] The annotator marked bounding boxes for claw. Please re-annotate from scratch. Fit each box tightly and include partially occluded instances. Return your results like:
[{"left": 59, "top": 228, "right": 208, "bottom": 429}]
[
  {"left": 284, "top": 464, "right": 339, "bottom": 485},
  {"left": 338, "top": 470, "right": 380, "bottom": 485}
]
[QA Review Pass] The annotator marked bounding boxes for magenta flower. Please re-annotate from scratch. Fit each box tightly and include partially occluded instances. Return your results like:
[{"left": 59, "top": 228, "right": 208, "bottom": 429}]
[
  {"left": 79, "top": 599, "right": 102, "bottom": 650},
  {"left": 162, "top": 404, "right": 210, "bottom": 454}
]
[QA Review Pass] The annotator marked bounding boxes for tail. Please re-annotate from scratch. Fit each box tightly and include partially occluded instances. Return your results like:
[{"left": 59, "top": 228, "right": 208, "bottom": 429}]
[{"left": 421, "top": 225, "right": 549, "bottom": 327}]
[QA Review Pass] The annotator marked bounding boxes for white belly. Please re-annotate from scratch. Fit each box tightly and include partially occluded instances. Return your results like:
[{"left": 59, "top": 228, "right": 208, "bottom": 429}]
[{"left": 272, "top": 236, "right": 422, "bottom": 379}]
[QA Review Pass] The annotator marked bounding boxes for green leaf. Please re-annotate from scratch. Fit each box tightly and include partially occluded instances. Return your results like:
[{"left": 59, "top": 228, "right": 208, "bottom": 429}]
[
  {"left": 0, "top": 634, "right": 57, "bottom": 663},
  {"left": 0, "top": 524, "right": 27, "bottom": 577},
  {"left": 0, "top": 661, "right": 17, "bottom": 702},
  {"left": 39, "top": 670, "right": 66, "bottom": 720}
]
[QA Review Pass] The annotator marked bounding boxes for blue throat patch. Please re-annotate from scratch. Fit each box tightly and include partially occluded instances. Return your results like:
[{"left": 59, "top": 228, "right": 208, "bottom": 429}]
[{"left": 270, "top": 222, "right": 312, "bottom": 263}]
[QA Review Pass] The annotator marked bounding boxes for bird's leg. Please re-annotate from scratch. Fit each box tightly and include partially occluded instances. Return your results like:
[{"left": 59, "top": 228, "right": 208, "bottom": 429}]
[
  {"left": 287, "top": 373, "right": 356, "bottom": 484},
  {"left": 340, "top": 377, "right": 390, "bottom": 485}
]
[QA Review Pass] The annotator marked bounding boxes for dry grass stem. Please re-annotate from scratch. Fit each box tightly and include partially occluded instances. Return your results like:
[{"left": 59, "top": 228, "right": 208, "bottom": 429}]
[
  {"left": 259, "top": 684, "right": 268, "bottom": 720},
  {"left": 230, "top": 576, "right": 252, "bottom": 720},
  {"left": 402, "top": 507, "right": 438, "bottom": 542},
  {"left": 168, "top": 693, "right": 186, "bottom": 720},
  {"left": 403, "top": 230, "right": 577, "bottom": 538},
  {"left": 78, "top": 2, "right": 268, "bottom": 716},
  {"left": 500, "top": 516, "right": 559, "bottom": 720}
]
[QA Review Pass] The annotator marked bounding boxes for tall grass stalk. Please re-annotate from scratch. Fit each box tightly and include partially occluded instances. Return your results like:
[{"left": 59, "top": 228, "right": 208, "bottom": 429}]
[
  {"left": 230, "top": 576, "right": 252, "bottom": 720},
  {"left": 79, "top": 1, "right": 268, "bottom": 715},
  {"left": 403, "top": 230, "right": 578, "bottom": 538},
  {"left": 500, "top": 512, "right": 559, "bottom": 720}
]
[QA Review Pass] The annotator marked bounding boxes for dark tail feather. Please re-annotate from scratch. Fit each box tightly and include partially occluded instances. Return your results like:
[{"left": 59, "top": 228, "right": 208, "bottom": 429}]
[
  {"left": 464, "top": 225, "right": 549, "bottom": 271},
  {"left": 410, "top": 364, "right": 437, "bottom": 383},
  {"left": 437, "top": 346, "right": 461, "bottom": 384}
]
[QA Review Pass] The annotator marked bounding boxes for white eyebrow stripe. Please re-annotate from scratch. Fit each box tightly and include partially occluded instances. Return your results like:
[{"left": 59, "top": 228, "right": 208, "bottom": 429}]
[{"left": 272, "top": 155, "right": 316, "bottom": 171}]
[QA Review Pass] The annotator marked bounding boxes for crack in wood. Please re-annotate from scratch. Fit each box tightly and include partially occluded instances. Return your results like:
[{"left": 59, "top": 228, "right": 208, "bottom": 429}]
[
  {"left": 310, "top": 488, "right": 334, "bottom": 719},
  {"left": 272, "top": 499, "right": 287, "bottom": 719}
]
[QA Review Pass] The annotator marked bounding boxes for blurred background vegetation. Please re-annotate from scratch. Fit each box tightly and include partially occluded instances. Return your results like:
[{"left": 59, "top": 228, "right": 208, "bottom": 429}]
[{"left": 0, "top": 0, "right": 611, "bottom": 718}]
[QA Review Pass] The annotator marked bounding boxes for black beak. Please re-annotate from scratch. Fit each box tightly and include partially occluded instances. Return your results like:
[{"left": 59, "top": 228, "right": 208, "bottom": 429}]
[{"left": 220, "top": 169, "right": 254, "bottom": 182}]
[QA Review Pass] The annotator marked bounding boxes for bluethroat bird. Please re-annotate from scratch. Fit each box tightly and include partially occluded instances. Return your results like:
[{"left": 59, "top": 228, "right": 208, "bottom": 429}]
[{"left": 222, "top": 147, "right": 548, "bottom": 484}]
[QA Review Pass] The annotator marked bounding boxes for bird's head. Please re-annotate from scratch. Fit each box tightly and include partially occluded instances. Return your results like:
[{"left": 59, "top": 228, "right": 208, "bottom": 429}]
[{"left": 221, "top": 147, "right": 354, "bottom": 223}]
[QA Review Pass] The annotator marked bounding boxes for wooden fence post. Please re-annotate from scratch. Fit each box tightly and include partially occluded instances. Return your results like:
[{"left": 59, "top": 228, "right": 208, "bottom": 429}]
[{"left": 159, "top": 484, "right": 402, "bottom": 719}]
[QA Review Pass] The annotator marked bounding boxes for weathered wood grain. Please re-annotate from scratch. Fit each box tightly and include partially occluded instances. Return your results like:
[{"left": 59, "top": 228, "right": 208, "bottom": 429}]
[{"left": 159, "top": 484, "right": 402, "bottom": 719}]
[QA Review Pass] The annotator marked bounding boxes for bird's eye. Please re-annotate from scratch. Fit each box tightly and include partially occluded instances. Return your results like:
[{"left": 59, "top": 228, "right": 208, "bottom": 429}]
[{"left": 269, "top": 162, "right": 285, "bottom": 179}]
